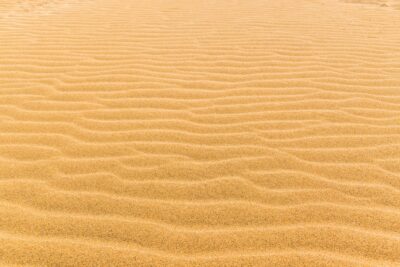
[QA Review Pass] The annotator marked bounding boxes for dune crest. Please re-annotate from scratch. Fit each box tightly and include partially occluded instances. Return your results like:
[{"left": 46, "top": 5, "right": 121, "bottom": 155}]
[{"left": 1, "top": 0, "right": 400, "bottom": 266}]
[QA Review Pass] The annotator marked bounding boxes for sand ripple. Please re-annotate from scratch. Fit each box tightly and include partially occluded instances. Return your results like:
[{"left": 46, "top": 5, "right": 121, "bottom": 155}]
[{"left": 1, "top": 0, "right": 400, "bottom": 266}]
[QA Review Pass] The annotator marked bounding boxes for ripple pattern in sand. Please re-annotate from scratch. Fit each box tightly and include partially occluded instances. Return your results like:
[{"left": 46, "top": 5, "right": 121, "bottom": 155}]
[{"left": 1, "top": 0, "right": 400, "bottom": 266}]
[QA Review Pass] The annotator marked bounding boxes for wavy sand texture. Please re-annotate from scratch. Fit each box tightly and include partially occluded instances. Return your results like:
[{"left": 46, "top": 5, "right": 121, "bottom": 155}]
[{"left": 1, "top": 0, "right": 400, "bottom": 266}]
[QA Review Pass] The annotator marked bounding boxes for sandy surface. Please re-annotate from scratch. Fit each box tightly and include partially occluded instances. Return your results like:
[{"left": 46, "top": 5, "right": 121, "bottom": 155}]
[{"left": 1, "top": 0, "right": 400, "bottom": 266}]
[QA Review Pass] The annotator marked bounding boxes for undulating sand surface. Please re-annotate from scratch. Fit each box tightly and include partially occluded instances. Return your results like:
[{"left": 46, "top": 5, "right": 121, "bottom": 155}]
[{"left": 1, "top": 0, "right": 400, "bottom": 266}]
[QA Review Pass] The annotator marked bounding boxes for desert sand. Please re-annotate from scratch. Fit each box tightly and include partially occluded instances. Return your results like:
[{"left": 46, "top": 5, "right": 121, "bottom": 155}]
[{"left": 1, "top": 0, "right": 400, "bottom": 266}]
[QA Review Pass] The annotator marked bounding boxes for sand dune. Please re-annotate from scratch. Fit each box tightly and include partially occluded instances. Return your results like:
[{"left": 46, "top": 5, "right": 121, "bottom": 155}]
[{"left": 1, "top": 0, "right": 400, "bottom": 266}]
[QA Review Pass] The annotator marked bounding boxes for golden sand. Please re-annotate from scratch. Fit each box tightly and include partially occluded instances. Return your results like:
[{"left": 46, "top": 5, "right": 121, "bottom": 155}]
[{"left": 1, "top": 0, "right": 400, "bottom": 266}]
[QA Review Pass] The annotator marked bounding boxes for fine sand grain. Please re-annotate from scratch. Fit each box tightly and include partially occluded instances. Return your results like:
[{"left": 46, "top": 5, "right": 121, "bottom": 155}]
[{"left": 1, "top": 0, "right": 400, "bottom": 266}]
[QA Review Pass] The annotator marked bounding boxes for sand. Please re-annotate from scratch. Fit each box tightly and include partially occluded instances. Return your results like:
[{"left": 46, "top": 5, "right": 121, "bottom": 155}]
[{"left": 0, "top": 0, "right": 400, "bottom": 266}]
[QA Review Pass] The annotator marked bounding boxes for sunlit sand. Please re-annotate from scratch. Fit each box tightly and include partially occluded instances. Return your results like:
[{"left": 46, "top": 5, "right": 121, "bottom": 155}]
[{"left": 1, "top": 0, "right": 400, "bottom": 266}]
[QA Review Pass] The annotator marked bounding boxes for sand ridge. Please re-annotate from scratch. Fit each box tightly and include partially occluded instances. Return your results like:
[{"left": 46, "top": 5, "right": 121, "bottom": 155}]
[{"left": 1, "top": 0, "right": 400, "bottom": 266}]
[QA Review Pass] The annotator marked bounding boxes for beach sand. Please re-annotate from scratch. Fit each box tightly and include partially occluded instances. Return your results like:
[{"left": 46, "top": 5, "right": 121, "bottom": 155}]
[{"left": 1, "top": 0, "right": 400, "bottom": 266}]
